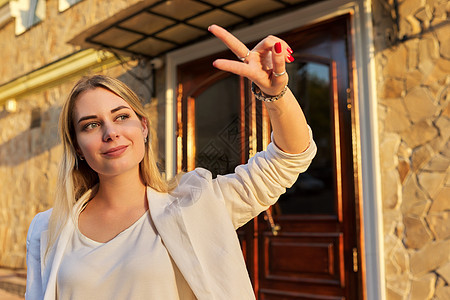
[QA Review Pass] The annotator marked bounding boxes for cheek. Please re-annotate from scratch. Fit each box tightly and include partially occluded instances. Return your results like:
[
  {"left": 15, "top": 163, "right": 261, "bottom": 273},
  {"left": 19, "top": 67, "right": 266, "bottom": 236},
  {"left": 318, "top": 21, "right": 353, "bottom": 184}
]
[
  {"left": 76, "top": 134, "right": 99, "bottom": 157},
  {"left": 135, "top": 134, "right": 146, "bottom": 160}
]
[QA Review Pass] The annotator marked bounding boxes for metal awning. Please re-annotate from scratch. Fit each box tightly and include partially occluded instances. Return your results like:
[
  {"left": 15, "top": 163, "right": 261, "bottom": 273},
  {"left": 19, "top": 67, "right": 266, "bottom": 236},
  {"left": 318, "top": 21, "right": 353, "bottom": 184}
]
[{"left": 70, "top": 0, "right": 322, "bottom": 58}]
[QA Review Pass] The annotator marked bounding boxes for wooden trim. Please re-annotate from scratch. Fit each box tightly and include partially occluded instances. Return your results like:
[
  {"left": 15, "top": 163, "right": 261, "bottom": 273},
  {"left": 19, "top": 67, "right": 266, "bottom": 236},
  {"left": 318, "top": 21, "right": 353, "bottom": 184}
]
[
  {"left": 331, "top": 60, "right": 343, "bottom": 223},
  {"left": 187, "top": 96, "right": 196, "bottom": 171},
  {"left": 176, "top": 83, "right": 183, "bottom": 174}
]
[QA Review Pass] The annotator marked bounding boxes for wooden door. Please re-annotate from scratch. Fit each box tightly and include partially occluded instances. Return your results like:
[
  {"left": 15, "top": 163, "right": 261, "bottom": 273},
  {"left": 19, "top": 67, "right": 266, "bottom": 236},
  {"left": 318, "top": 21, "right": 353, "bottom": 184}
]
[{"left": 176, "top": 15, "right": 362, "bottom": 300}]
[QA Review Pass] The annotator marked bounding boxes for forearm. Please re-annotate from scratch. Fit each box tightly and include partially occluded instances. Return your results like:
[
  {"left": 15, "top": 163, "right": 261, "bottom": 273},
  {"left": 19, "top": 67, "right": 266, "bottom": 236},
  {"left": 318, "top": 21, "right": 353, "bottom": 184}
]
[{"left": 264, "top": 88, "right": 310, "bottom": 154}]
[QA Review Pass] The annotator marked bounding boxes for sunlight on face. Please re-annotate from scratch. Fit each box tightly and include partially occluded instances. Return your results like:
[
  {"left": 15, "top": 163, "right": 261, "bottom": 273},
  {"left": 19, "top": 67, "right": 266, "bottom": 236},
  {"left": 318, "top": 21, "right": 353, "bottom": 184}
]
[{"left": 73, "top": 88, "right": 148, "bottom": 179}]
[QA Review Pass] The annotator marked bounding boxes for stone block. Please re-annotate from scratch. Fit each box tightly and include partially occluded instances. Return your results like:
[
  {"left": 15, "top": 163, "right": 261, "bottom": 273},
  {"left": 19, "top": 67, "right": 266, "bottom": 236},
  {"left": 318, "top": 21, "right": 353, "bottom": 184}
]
[
  {"left": 398, "top": 158, "right": 410, "bottom": 184},
  {"left": 439, "top": 91, "right": 449, "bottom": 113},
  {"left": 435, "top": 114, "right": 450, "bottom": 147},
  {"left": 383, "top": 45, "right": 408, "bottom": 78},
  {"left": 411, "top": 144, "right": 434, "bottom": 171},
  {"left": 410, "top": 240, "right": 450, "bottom": 276},
  {"left": 427, "top": 212, "right": 450, "bottom": 240},
  {"left": 415, "top": 6, "right": 432, "bottom": 28},
  {"left": 423, "top": 154, "right": 450, "bottom": 172},
  {"left": 386, "top": 272, "right": 410, "bottom": 299},
  {"left": 398, "top": 0, "right": 425, "bottom": 18},
  {"left": 404, "top": 39, "right": 419, "bottom": 70},
  {"left": 380, "top": 133, "right": 401, "bottom": 169},
  {"left": 383, "top": 98, "right": 411, "bottom": 133},
  {"left": 423, "top": 63, "right": 450, "bottom": 92},
  {"left": 384, "top": 210, "right": 403, "bottom": 236},
  {"left": 429, "top": 187, "right": 450, "bottom": 212},
  {"left": 386, "top": 286, "right": 406, "bottom": 300},
  {"left": 404, "top": 86, "right": 437, "bottom": 123},
  {"left": 401, "top": 175, "right": 430, "bottom": 216},
  {"left": 435, "top": 286, "right": 450, "bottom": 300},
  {"left": 437, "top": 261, "right": 450, "bottom": 284},
  {"left": 410, "top": 273, "right": 436, "bottom": 300},
  {"left": 436, "top": 275, "right": 446, "bottom": 289},
  {"left": 397, "top": 141, "right": 412, "bottom": 159},
  {"left": 403, "top": 215, "right": 433, "bottom": 249},
  {"left": 419, "top": 34, "right": 440, "bottom": 61},
  {"left": 434, "top": 21, "right": 450, "bottom": 59},
  {"left": 380, "top": 78, "right": 404, "bottom": 99},
  {"left": 392, "top": 240, "right": 410, "bottom": 274},
  {"left": 402, "top": 120, "right": 438, "bottom": 149},
  {"left": 403, "top": 15, "right": 421, "bottom": 39},
  {"left": 417, "top": 171, "right": 446, "bottom": 198},
  {"left": 382, "top": 169, "right": 401, "bottom": 209}
]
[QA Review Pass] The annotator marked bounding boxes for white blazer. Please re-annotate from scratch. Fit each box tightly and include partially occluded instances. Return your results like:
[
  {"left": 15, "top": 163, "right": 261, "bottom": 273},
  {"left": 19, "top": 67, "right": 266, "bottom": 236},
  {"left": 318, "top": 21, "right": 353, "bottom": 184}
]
[{"left": 26, "top": 133, "right": 317, "bottom": 300}]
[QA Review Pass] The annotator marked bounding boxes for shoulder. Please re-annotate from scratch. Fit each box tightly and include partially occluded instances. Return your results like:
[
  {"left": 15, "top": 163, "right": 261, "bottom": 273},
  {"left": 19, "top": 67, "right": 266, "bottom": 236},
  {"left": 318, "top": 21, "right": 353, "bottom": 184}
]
[
  {"left": 27, "top": 209, "right": 52, "bottom": 245},
  {"left": 177, "top": 167, "right": 213, "bottom": 187}
]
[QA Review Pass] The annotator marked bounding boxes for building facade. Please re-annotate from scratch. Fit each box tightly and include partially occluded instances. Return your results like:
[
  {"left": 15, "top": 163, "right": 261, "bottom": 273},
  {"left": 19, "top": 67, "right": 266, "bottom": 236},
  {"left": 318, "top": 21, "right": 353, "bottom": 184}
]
[{"left": 0, "top": 0, "right": 448, "bottom": 299}]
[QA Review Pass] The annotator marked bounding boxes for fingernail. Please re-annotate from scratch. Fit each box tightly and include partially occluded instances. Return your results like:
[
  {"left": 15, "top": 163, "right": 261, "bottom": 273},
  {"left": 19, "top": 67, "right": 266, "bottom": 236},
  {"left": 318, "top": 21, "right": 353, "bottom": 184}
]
[
  {"left": 288, "top": 55, "right": 295, "bottom": 62},
  {"left": 287, "top": 47, "right": 293, "bottom": 54},
  {"left": 275, "top": 42, "right": 282, "bottom": 54}
]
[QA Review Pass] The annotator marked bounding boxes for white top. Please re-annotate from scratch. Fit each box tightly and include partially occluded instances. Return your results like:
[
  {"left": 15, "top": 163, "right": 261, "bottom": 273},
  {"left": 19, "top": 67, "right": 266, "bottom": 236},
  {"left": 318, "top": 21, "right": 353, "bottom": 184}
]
[{"left": 56, "top": 209, "right": 196, "bottom": 300}]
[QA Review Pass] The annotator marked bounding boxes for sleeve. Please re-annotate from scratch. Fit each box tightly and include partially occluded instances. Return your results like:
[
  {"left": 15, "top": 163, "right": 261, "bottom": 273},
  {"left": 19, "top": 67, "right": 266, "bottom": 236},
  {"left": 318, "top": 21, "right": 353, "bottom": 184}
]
[
  {"left": 25, "top": 211, "right": 48, "bottom": 300},
  {"left": 213, "top": 126, "right": 317, "bottom": 229}
]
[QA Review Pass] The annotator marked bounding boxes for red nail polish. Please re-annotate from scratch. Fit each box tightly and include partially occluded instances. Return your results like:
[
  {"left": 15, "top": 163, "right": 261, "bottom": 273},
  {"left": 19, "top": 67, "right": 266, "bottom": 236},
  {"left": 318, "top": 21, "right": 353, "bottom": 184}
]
[
  {"left": 275, "top": 42, "right": 282, "bottom": 54},
  {"left": 288, "top": 55, "right": 295, "bottom": 62},
  {"left": 287, "top": 47, "right": 293, "bottom": 54}
]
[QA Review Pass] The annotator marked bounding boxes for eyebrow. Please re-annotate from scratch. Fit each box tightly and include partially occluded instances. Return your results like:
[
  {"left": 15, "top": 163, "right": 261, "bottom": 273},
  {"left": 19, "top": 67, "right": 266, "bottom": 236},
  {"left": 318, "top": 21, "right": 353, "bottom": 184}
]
[{"left": 77, "top": 105, "right": 131, "bottom": 124}]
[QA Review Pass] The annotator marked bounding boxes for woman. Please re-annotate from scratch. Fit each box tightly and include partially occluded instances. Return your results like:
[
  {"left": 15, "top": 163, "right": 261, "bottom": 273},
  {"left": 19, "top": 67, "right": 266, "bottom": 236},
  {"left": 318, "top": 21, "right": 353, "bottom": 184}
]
[{"left": 26, "top": 25, "right": 316, "bottom": 299}]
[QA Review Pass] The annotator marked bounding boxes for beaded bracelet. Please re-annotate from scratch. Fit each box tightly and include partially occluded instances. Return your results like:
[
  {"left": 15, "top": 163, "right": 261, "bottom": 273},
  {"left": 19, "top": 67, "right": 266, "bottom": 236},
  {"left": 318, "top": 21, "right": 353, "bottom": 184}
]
[{"left": 251, "top": 82, "right": 288, "bottom": 103}]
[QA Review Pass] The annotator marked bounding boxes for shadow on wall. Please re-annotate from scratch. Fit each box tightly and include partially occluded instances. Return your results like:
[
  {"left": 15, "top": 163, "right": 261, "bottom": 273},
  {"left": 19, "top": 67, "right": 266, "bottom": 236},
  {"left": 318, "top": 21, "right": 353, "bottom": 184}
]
[
  {"left": 0, "top": 105, "right": 62, "bottom": 167},
  {"left": 0, "top": 58, "right": 159, "bottom": 170}
]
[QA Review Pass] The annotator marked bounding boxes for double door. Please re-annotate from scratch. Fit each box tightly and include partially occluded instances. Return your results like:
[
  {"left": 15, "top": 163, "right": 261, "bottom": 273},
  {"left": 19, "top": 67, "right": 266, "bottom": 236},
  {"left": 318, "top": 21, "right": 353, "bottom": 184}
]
[{"left": 176, "top": 15, "right": 362, "bottom": 300}]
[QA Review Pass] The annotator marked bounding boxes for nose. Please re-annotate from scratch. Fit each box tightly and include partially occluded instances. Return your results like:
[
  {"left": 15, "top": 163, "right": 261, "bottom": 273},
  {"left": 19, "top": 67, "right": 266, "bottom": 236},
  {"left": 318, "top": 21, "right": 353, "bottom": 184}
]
[{"left": 102, "top": 122, "right": 119, "bottom": 142}]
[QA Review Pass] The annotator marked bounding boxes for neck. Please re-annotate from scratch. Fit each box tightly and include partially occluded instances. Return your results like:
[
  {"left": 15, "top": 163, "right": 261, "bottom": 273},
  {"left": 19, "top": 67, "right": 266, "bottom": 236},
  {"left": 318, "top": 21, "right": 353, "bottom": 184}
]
[{"left": 95, "top": 168, "right": 147, "bottom": 210}]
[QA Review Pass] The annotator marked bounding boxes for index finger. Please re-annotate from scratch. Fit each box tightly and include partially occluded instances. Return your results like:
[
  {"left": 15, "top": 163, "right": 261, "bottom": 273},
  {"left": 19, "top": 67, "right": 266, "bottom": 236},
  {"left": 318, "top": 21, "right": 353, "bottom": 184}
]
[{"left": 208, "top": 24, "right": 249, "bottom": 60}]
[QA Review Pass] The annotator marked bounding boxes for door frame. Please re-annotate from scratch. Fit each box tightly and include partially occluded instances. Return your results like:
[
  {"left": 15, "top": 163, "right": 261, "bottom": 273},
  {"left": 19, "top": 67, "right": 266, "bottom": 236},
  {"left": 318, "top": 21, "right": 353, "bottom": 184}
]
[{"left": 165, "top": 1, "right": 385, "bottom": 300}]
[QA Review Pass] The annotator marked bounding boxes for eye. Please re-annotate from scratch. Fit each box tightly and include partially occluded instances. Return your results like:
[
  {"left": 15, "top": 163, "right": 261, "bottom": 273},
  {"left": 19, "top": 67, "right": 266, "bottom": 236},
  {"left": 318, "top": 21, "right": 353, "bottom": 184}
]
[
  {"left": 116, "top": 114, "right": 130, "bottom": 121},
  {"left": 82, "top": 122, "right": 100, "bottom": 131}
]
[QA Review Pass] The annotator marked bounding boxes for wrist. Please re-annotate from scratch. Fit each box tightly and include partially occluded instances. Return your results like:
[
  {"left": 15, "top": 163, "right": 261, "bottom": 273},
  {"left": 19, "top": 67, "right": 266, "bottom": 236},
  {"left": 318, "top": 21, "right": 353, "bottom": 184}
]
[{"left": 251, "top": 82, "right": 288, "bottom": 102}]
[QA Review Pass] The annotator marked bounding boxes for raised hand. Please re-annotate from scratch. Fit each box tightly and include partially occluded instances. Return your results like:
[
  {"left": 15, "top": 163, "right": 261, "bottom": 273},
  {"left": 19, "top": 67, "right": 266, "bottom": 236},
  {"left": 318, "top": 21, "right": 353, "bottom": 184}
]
[{"left": 208, "top": 24, "right": 294, "bottom": 97}]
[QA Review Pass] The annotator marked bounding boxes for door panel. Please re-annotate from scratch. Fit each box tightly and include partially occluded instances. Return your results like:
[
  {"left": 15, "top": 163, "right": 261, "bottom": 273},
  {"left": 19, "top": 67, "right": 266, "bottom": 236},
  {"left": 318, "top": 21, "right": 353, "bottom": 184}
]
[
  {"left": 262, "top": 233, "right": 344, "bottom": 284},
  {"left": 177, "top": 15, "right": 361, "bottom": 300}
]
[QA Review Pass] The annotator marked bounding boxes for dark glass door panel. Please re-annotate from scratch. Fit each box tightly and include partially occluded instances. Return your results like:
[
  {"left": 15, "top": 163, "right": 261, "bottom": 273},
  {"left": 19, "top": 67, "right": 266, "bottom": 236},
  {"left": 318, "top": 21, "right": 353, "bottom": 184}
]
[
  {"left": 194, "top": 75, "right": 241, "bottom": 177},
  {"left": 277, "top": 61, "right": 335, "bottom": 215}
]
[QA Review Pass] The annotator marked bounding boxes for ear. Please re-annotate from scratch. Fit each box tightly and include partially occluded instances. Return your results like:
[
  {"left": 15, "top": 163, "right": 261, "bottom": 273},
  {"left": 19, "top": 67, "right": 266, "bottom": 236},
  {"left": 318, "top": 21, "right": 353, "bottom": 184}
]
[
  {"left": 73, "top": 140, "right": 82, "bottom": 156},
  {"left": 75, "top": 148, "right": 84, "bottom": 158},
  {"left": 141, "top": 117, "right": 149, "bottom": 138}
]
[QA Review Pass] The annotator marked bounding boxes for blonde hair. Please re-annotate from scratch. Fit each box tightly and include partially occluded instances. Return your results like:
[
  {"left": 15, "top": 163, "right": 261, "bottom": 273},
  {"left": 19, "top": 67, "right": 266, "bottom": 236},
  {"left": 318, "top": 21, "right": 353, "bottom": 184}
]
[{"left": 46, "top": 75, "right": 176, "bottom": 256}]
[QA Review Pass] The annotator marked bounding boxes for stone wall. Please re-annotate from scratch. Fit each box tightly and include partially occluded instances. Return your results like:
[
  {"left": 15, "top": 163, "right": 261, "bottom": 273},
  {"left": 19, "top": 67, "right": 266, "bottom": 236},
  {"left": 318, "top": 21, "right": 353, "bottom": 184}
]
[
  {"left": 372, "top": 0, "right": 450, "bottom": 299},
  {"left": 0, "top": 0, "right": 142, "bottom": 85}
]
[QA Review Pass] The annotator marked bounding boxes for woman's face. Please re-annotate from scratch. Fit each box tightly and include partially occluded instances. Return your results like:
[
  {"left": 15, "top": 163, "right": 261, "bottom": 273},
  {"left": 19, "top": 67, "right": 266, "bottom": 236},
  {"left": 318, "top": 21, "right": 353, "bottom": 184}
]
[{"left": 73, "top": 87, "right": 148, "bottom": 178}]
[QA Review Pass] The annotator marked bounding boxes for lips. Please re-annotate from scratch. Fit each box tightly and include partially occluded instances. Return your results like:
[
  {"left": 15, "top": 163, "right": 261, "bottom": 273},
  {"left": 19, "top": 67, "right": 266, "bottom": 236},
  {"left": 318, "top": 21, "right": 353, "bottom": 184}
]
[{"left": 102, "top": 145, "right": 128, "bottom": 157}]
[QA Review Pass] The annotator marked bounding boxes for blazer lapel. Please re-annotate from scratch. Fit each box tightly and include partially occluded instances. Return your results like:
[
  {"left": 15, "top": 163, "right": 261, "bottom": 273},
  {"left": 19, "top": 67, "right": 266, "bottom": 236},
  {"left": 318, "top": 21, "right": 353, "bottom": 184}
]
[
  {"left": 147, "top": 187, "right": 214, "bottom": 299},
  {"left": 40, "top": 189, "right": 93, "bottom": 300},
  {"left": 40, "top": 218, "right": 74, "bottom": 300}
]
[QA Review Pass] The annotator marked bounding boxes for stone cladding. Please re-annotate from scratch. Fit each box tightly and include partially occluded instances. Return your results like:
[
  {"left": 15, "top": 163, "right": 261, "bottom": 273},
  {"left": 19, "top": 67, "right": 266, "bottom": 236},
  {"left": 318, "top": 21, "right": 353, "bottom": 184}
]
[{"left": 372, "top": 0, "right": 450, "bottom": 299}]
